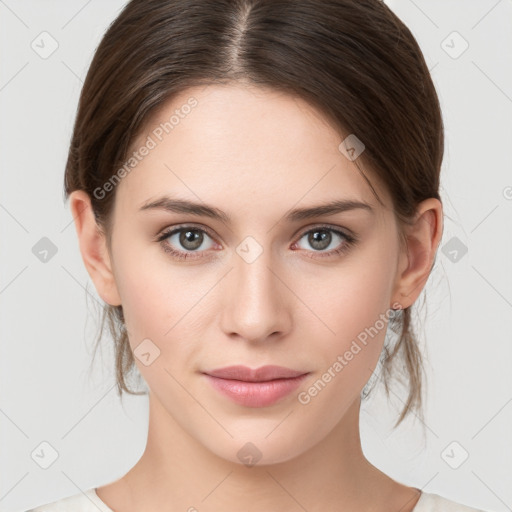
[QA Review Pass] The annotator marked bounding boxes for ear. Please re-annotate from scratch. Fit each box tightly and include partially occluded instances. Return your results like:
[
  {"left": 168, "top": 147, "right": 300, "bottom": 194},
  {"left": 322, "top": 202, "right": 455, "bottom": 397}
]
[
  {"left": 391, "top": 198, "right": 443, "bottom": 309},
  {"left": 69, "top": 190, "right": 122, "bottom": 307}
]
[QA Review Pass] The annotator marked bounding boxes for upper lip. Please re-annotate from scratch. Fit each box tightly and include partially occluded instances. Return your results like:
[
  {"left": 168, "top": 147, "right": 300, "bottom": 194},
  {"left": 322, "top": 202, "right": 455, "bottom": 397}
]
[{"left": 204, "top": 365, "right": 307, "bottom": 382}]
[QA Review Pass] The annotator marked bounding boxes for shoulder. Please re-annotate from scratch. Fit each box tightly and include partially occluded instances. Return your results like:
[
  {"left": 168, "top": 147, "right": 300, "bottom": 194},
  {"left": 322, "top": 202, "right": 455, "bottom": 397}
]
[
  {"left": 23, "top": 488, "right": 114, "bottom": 512},
  {"left": 413, "top": 492, "right": 493, "bottom": 512}
]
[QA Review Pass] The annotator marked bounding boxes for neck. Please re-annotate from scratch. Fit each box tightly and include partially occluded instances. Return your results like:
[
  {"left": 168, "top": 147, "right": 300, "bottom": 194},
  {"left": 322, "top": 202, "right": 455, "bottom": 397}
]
[{"left": 116, "top": 392, "right": 418, "bottom": 512}]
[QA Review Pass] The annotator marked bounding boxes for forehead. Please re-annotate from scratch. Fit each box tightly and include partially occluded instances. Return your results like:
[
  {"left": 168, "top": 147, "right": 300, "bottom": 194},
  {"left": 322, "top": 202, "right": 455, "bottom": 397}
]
[{"left": 115, "top": 83, "right": 392, "bottom": 221}]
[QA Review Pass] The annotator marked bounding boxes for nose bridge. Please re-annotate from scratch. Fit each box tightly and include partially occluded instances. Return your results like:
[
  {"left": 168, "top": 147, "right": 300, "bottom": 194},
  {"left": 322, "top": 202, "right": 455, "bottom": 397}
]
[{"left": 220, "top": 237, "right": 290, "bottom": 342}]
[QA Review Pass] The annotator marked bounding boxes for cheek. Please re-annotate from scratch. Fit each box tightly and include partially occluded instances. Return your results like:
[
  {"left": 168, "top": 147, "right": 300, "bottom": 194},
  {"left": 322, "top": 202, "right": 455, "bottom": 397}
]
[
  {"left": 113, "top": 262, "right": 171, "bottom": 341},
  {"left": 111, "top": 245, "right": 215, "bottom": 352},
  {"left": 300, "top": 252, "right": 394, "bottom": 339},
  {"left": 111, "top": 252, "right": 207, "bottom": 394},
  {"left": 296, "top": 278, "right": 392, "bottom": 410},
  {"left": 295, "top": 245, "right": 396, "bottom": 382}
]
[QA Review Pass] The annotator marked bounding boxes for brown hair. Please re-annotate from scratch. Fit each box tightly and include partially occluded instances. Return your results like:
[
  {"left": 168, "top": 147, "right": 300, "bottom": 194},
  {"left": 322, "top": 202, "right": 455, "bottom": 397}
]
[{"left": 65, "top": 0, "right": 444, "bottom": 427}]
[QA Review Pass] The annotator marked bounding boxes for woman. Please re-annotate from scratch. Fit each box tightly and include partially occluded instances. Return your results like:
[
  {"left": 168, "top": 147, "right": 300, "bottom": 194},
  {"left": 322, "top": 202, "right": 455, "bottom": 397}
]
[{"left": 26, "top": 0, "right": 492, "bottom": 510}]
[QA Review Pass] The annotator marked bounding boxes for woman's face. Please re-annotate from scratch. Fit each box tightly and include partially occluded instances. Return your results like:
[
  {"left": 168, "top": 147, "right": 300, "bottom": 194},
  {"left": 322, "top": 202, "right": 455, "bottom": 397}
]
[{"left": 104, "top": 83, "right": 406, "bottom": 464}]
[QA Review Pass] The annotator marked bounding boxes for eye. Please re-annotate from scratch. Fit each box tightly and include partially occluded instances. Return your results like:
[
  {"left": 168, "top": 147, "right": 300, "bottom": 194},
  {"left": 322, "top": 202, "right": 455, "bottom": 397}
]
[
  {"left": 156, "top": 225, "right": 217, "bottom": 260},
  {"left": 292, "top": 225, "right": 357, "bottom": 258},
  {"left": 156, "top": 224, "right": 357, "bottom": 261}
]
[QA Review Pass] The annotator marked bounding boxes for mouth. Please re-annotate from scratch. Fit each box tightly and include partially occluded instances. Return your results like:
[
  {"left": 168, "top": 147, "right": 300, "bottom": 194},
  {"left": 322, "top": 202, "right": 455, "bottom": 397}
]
[{"left": 202, "top": 365, "right": 310, "bottom": 407}]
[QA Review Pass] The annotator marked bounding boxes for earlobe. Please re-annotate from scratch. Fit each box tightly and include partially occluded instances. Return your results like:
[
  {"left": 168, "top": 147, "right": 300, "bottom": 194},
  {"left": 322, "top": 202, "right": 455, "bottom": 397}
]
[
  {"left": 391, "top": 198, "right": 443, "bottom": 309},
  {"left": 69, "top": 190, "right": 122, "bottom": 307}
]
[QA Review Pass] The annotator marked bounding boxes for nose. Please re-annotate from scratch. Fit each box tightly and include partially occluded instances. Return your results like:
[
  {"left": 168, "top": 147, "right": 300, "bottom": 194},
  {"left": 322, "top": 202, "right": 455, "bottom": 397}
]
[{"left": 219, "top": 245, "right": 292, "bottom": 343}]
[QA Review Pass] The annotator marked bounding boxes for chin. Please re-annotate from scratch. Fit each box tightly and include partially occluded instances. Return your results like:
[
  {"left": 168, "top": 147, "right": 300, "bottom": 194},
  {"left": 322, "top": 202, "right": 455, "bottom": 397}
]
[{"left": 197, "top": 425, "right": 317, "bottom": 468}]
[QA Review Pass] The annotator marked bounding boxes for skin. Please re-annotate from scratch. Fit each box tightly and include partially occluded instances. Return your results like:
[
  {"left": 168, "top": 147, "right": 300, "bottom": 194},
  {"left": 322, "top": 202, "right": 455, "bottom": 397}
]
[{"left": 70, "top": 83, "right": 443, "bottom": 512}]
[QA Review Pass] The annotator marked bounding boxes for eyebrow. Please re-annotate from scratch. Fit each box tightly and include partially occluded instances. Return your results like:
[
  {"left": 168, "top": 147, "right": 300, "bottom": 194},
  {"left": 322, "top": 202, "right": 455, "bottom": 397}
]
[{"left": 139, "top": 196, "right": 374, "bottom": 223}]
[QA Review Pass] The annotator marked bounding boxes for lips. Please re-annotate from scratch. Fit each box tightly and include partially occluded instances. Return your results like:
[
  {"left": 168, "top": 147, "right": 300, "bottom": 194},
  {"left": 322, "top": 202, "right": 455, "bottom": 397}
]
[
  {"left": 203, "top": 365, "right": 309, "bottom": 407},
  {"left": 205, "top": 365, "right": 307, "bottom": 382}
]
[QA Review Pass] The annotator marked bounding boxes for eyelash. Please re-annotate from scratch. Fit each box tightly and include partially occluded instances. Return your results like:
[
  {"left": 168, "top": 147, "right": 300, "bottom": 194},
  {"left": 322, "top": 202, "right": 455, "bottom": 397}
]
[{"left": 155, "top": 224, "right": 358, "bottom": 261}]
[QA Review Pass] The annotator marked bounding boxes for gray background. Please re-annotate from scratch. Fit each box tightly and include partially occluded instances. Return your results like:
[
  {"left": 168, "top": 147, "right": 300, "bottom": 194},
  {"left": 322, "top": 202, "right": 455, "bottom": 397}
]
[{"left": 1, "top": 1, "right": 511, "bottom": 511}]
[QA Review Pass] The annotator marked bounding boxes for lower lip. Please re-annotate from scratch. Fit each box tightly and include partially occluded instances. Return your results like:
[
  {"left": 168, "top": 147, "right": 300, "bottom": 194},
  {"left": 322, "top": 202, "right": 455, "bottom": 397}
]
[{"left": 204, "top": 373, "right": 309, "bottom": 407}]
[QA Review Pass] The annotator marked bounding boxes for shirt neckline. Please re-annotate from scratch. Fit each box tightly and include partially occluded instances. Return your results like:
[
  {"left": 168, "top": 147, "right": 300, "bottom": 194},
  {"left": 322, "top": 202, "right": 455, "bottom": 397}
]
[
  {"left": 411, "top": 489, "right": 427, "bottom": 511},
  {"left": 90, "top": 488, "right": 116, "bottom": 512},
  {"left": 91, "top": 486, "right": 426, "bottom": 511}
]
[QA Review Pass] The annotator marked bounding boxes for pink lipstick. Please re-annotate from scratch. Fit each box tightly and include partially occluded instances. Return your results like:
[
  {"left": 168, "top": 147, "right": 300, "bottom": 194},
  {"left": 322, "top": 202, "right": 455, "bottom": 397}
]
[{"left": 203, "top": 365, "right": 309, "bottom": 407}]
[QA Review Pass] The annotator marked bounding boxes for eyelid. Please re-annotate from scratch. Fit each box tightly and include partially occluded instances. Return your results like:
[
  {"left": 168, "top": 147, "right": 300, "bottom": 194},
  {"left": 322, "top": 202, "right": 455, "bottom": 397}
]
[
  {"left": 294, "top": 222, "right": 353, "bottom": 240},
  {"left": 155, "top": 223, "right": 218, "bottom": 242},
  {"left": 156, "top": 222, "right": 353, "bottom": 244}
]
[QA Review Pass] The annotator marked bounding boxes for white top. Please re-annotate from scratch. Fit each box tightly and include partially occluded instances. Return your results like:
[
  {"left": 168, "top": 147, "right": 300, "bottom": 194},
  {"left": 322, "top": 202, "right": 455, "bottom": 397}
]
[{"left": 23, "top": 488, "right": 491, "bottom": 512}]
